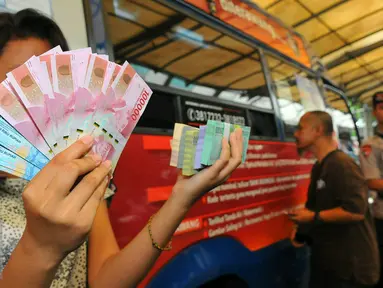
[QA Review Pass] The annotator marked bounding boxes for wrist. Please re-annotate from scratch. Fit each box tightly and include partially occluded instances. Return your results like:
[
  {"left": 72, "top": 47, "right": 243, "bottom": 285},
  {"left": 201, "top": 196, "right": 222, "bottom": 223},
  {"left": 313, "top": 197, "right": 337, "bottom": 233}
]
[
  {"left": 20, "top": 231, "right": 65, "bottom": 271},
  {"left": 168, "top": 190, "right": 192, "bottom": 214},
  {"left": 313, "top": 211, "right": 323, "bottom": 224}
]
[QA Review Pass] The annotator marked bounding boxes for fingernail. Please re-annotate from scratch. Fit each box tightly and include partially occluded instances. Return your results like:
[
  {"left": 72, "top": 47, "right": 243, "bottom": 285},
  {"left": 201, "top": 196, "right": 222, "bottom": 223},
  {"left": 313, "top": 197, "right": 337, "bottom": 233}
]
[
  {"left": 102, "top": 160, "right": 112, "bottom": 169},
  {"left": 91, "top": 154, "right": 102, "bottom": 164},
  {"left": 80, "top": 135, "right": 93, "bottom": 145}
]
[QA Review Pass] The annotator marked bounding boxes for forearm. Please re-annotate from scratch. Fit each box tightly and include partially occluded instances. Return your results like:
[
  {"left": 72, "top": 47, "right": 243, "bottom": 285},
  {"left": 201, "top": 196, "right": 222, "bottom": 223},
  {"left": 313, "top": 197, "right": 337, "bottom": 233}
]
[
  {"left": 1, "top": 233, "right": 63, "bottom": 288},
  {"left": 92, "top": 195, "right": 188, "bottom": 288},
  {"left": 367, "top": 179, "right": 383, "bottom": 194},
  {"left": 319, "top": 207, "right": 364, "bottom": 223},
  {"left": 90, "top": 129, "right": 243, "bottom": 287}
]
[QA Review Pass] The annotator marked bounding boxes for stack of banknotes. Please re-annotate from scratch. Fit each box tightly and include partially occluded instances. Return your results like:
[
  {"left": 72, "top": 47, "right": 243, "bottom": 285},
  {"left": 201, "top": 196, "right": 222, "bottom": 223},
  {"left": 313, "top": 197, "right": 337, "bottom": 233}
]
[
  {"left": 170, "top": 120, "right": 251, "bottom": 176},
  {"left": 0, "top": 46, "right": 152, "bottom": 180}
]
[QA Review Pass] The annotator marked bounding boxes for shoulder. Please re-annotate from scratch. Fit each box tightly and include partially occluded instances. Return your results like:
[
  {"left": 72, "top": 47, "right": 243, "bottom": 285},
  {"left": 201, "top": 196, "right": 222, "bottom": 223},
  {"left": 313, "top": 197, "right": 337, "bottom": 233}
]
[
  {"left": 326, "top": 152, "right": 366, "bottom": 186},
  {"left": 327, "top": 151, "right": 359, "bottom": 171}
]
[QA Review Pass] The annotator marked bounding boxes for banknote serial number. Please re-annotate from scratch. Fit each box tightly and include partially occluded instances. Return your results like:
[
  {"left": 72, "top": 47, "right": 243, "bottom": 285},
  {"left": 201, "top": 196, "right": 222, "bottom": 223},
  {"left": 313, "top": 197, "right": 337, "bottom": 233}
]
[{"left": 187, "top": 108, "right": 245, "bottom": 125}]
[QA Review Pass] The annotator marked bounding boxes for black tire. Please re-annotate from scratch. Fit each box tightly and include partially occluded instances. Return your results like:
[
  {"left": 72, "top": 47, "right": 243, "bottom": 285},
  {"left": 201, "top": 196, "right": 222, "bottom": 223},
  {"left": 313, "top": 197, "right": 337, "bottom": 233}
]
[{"left": 199, "top": 274, "right": 249, "bottom": 288}]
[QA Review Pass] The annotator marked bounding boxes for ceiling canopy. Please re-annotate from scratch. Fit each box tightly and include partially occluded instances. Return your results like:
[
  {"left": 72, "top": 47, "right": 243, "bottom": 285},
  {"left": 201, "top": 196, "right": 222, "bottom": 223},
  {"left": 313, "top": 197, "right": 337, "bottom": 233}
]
[{"left": 254, "top": 0, "right": 383, "bottom": 105}]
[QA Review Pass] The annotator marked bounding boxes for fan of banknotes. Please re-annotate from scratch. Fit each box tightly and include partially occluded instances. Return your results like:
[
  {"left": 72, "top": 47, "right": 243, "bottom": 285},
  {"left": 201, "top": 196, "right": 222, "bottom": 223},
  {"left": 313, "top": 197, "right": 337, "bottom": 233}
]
[
  {"left": 170, "top": 120, "right": 251, "bottom": 176},
  {"left": 0, "top": 46, "right": 152, "bottom": 180}
]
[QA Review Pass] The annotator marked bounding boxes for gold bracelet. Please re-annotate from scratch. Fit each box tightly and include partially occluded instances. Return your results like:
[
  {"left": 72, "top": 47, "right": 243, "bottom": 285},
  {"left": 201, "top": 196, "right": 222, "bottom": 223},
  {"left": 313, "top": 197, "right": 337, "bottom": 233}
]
[{"left": 148, "top": 214, "right": 172, "bottom": 251}]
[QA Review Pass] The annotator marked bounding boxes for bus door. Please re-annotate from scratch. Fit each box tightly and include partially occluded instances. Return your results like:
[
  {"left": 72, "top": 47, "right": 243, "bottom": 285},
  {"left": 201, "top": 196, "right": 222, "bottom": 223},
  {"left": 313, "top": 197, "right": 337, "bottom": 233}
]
[
  {"left": 322, "top": 84, "right": 361, "bottom": 160},
  {"left": 264, "top": 53, "right": 325, "bottom": 139}
]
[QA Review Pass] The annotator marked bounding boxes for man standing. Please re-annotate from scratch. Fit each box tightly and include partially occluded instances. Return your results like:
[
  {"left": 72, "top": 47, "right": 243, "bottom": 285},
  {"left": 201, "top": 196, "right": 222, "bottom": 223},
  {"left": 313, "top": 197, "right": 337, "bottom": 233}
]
[
  {"left": 359, "top": 92, "right": 383, "bottom": 288},
  {"left": 290, "top": 111, "right": 379, "bottom": 288}
]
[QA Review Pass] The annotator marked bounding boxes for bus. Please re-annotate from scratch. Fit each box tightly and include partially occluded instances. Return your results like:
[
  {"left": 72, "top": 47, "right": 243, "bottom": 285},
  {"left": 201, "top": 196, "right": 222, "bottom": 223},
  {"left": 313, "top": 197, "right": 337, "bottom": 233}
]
[{"left": 87, "top": 0, "right": 361, "bottom": 287}]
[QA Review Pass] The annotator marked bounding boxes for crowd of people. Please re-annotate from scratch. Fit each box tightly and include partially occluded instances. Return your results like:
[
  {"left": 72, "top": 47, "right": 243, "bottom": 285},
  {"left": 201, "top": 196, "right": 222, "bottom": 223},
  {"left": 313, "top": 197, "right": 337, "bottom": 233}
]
[{"left": 1, "top": 8, "right": 383, "bottom": 288}]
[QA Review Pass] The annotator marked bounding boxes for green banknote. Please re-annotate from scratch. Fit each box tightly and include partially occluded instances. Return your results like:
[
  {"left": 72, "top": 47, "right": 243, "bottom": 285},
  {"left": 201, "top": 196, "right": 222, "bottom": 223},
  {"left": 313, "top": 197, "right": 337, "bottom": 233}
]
[
  {"left": 201, "top": 120, "right": 250, "bottom": 166},
  {"left": 182, "top": 129, "right": 199, "bottom": 176},
  {"left": 177, "top": 126, "right": 198, "bottom": 168}
]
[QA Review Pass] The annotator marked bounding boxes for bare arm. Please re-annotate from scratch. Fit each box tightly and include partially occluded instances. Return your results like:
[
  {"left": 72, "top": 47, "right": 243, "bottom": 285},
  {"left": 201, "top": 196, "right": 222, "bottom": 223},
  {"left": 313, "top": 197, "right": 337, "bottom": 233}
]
[
  {"left": 366, "top": 179, "right": 383, "bottom": 194},
  {"left": 359, "top": 145, "right": 382, "bottom": 194},
  {"left": 90, "top": 196, "right": 187, "bottom": 288},
  {"left": 289, "top": 206, "right": 363, "bottom": 249},
  {"left": 89, "top": 129, "right": 244, "bottom": 288},
  {"left": 87, "top": 200, "right": 120, "bottom": 285},
  {"left": 0, "top": 137, "right": 110, "bottom": 288},
  {"left": 0, "top": 233, "right": 63, "bottom": 287},
  {"left": 289, "top": 206, "right": 364, "bottom": 225},
  {"left": 319, "top": 207, "right": 364, "bottom": 222}
]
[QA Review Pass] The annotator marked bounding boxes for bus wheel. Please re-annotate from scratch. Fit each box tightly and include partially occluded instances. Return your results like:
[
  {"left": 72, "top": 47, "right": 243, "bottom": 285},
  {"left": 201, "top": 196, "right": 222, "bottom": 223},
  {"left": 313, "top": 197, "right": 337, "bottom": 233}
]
[{"left": 199, "top": 274, "right": 249, "bottom": 288}]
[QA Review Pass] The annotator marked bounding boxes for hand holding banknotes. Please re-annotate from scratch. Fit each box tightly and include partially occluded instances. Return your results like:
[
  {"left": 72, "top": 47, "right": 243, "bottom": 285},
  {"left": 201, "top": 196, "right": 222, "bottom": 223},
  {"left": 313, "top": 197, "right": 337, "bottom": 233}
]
[
  {"left": 20, "top": 136, "right": 110, "bottom": 261},
  {"left": 172, "top": 128, "right": 243, "bottom": 209},
  {"left": 89, "top": 127, "right": 245, "bottom": 288}
]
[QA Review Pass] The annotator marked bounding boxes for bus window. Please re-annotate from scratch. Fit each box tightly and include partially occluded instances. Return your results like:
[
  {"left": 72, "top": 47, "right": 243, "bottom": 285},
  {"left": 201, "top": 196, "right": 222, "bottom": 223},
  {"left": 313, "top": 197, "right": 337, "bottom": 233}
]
[
  {"left": 323, "top": 86, "right": 360, "bottom": 159},
  {"left": 105, "top": 0, "right": 273, "bottom": 114},
  {"left": 265, "top": 55, "right": 323, "bottom": 139},
  {"left": 248, "top": 110, "right": 278, "bottom": 138},
  {"left": 136, "top": 91, "right": 177, "bottom": 132},
  {"left": 179, "top": 95, "right": 277, "bottom": 138}
]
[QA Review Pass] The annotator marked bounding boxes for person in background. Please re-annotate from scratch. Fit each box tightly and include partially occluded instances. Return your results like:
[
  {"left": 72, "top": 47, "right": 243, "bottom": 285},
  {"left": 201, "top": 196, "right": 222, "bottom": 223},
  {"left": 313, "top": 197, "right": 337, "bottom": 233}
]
[
  {"left": 289, "top": 111, "right": 379, "bottom": 288},
  {"left": 359, "top": 91, "right": 383, "bottom": 288},
  {"left": 0, "top": 9, "right": 244, "bottom": 288}
]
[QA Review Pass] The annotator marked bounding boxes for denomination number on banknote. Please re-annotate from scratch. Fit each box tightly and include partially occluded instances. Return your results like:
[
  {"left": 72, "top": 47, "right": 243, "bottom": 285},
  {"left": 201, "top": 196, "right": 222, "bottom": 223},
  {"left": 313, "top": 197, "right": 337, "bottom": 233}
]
[{"left": 131, "top": 89, "right": 150, "bottom": 121}]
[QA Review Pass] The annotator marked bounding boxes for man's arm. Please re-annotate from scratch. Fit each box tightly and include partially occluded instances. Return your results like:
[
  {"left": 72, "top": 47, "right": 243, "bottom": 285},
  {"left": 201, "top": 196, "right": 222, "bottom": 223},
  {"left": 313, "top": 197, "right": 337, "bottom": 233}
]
[
  {"left": 334, "top": 155, "right": 370, "bottom": 217},
  {"left": 291, "top": 155, "right": 368, "bottom": 225},
  {"left": 289, "top": 207, "right": 364, "bottom": 224},
  {"left": 319, "top": 207, "right": 364, "bottom": 222},
  {"left": 360, "top": 143, "right": 382, "bottom": 193},
  {"left": 366, "top": 179, "right": 383, "bottom": 194}
]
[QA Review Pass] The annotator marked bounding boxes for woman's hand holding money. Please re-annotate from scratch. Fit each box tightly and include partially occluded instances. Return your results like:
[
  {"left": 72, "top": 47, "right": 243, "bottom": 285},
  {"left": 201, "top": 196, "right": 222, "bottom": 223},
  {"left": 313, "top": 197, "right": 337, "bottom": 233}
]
[
  {"left": 89, "top": 128, "right": 244, "bottom": 288},
  {"left": 2, "top": 135, "right": 111, "bottom": 288},
  {"left": 171, "top": 128, "right": 243, "bottom": 209},
  {"left": 2, "top": 129, "right": 243, "bottom": 288}
]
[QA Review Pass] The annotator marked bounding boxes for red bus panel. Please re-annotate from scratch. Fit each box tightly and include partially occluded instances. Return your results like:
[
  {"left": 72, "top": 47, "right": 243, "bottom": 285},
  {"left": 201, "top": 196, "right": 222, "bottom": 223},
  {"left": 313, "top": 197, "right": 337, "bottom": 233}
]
[{"left": 110, "top": 134, "right": 313, "bottom": 286}]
